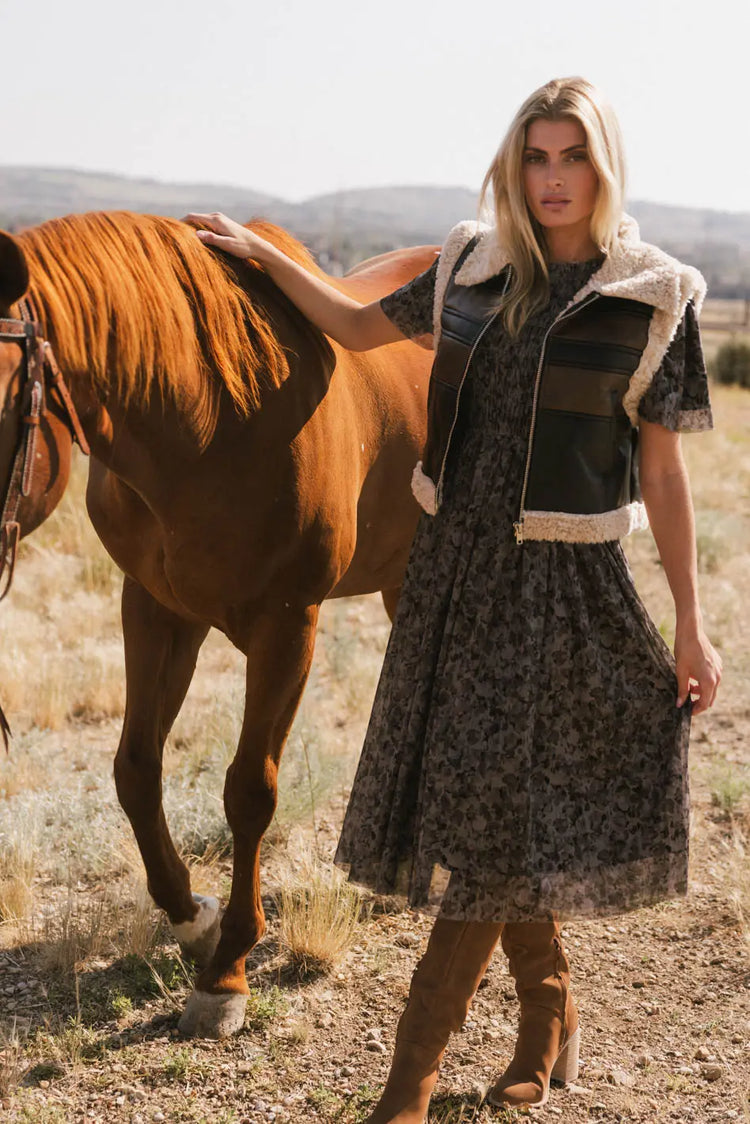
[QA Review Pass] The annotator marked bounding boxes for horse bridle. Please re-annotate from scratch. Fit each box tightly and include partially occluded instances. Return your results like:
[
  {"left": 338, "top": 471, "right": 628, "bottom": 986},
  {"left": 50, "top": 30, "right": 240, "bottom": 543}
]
[{"left": 0, "top": 297, "right": 90, "bottom": 745}]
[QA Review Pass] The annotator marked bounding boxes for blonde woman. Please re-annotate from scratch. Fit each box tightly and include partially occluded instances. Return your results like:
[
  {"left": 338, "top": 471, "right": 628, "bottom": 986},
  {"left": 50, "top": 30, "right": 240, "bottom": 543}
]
[{"left": 188, "top": 76, "right": 721, "bottom": 1120}]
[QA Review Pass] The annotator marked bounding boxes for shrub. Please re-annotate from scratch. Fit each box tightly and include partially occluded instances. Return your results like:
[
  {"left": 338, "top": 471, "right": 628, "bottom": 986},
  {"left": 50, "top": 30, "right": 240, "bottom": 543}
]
[
  {"left": 713, "top": 339, "right": 750, "bottom": 387},
  {"left": 276, "top": 852, "right": 366, "bottom": 976}
]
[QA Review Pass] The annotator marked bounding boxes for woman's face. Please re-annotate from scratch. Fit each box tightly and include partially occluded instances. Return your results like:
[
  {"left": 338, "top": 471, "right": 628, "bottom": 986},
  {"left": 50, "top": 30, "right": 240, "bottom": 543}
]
[{"left": 522, "top": 117, "right": 599, "bottom": 233}]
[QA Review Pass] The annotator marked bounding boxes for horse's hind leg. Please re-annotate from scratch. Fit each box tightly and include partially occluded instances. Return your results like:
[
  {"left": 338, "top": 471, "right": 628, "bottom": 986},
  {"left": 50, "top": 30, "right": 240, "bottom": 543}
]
[
  {"left": 179, "top": 603, "right": 318, "bottom": 1038},
  {"left": 114, "top": 578, "right": 211, "bottom": 945}
]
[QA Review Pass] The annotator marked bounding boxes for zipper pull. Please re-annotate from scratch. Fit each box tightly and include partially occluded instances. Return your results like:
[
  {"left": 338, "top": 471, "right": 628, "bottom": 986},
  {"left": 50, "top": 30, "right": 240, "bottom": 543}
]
[{"left": 513, "top": 520, "right": 524, "bottom": 545}]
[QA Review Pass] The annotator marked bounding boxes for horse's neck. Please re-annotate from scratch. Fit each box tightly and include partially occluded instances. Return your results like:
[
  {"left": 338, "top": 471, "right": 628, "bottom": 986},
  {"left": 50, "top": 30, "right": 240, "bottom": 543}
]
[{"left": 41, "top": 257, "right": 332, "bottom": 482}]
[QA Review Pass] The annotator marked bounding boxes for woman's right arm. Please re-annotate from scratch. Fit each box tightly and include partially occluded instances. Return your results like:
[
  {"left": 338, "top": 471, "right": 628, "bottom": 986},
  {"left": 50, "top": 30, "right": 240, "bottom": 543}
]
[{"left": 184, "top": 212, "right": 406, "bottom": 352}]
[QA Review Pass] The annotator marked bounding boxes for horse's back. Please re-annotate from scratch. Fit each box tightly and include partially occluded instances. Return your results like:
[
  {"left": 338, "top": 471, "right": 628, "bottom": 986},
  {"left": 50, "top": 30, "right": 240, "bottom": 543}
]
[
  {"left": 335, "top": 245, "right": 439, "bottom": 303},
  {"left": 248, "top": 220, "right": 438, "bottom": 305}
]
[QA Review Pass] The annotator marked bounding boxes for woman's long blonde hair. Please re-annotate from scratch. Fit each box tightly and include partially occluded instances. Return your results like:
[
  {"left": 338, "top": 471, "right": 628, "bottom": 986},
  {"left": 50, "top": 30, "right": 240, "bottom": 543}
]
[{"left": 479, "top": 77, "right": 626, "bottom": 335}]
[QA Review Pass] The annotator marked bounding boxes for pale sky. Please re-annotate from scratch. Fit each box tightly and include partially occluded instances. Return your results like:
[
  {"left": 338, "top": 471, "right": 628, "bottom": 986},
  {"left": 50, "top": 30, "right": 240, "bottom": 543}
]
[{"left": 1, "top": 0, "right": 747, "bottom": 213}]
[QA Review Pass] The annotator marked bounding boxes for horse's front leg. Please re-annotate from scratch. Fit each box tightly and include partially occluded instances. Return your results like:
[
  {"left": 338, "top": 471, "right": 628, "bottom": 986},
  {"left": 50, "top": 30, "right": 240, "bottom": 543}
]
[
  {"left": 114, "top": 578, "right": 214, "bottom": 950},
  {"left": 179, "top": 603, "right": 319, "bottom": 1038}
]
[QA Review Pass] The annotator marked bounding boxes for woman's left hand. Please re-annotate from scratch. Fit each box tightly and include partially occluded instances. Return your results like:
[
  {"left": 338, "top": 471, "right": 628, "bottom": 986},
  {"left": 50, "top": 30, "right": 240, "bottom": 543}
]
[{"left": 674, "top": 627, "right": 722, "bottom": 715}]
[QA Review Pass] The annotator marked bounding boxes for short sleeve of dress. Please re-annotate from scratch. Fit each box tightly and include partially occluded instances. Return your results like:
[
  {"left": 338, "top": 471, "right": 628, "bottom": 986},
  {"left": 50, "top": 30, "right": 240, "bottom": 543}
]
[
  {"left": 379, "top": 257, "right": 439, "bottom": 339},
  {"left": 638, "top": 301, "right": 713, "bottom": 432}
]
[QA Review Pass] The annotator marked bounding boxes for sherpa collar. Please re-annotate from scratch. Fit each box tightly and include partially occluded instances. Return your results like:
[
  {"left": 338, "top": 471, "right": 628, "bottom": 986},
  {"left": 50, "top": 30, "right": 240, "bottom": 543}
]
[
  {"left": 440, "top": 213, "right": 706, "bottom": 319},
  {"left": 431, "top": 213, "right": 707, "bottom": 428}
]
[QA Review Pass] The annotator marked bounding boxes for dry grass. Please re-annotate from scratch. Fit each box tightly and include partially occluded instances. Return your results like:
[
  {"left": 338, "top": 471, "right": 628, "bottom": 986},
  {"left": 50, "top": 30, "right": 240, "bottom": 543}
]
[
  {"left": 0, "top": 647, "right": 125, "bottom": 733},
  {"left": 276, "top": 848, "right": 367, "bottom": 976},
  {"left": 429, "top": 1104, "right": 489, "bottom": 1123},
  {"left": 0, "top": 452, "right": 125, "bottom": 737},
  {"left": 41, "top": 1008, "right": 104, "bottom": 1074},
  {"left": 33, "top": 834, "right": 164, "bottom": 971},
  {"left": 1, "top": 827, "right": 162, "bottom": 968},
  {"left": 33, "top": 876, "right": 163, "bottom": 975},
  {"left": 119, "top": 878, "right": 163, "bottom": 961},
  {"left": 38, "top": 885, "right": 127, "bottom": 973},
  {"left": 0, "top": 840, "right": 35, "bottom": 926},
  {"left": 146, "top": 951, "right": 193, "bottom": 1013},
  {"left": 0, "top": 1023, "right": 27, "bottom": 1106},
  {"left": 724, "top": 820, "right": 750, "bottom": 950},
  {"left": 709, "top": 763, "right": 750, "bottom": 816},
  {"left": 67, "top": 654, "right": 125, "bottom": 722},
  {"left": 0, "top": 754, "right": 46, "bottom": 801}
]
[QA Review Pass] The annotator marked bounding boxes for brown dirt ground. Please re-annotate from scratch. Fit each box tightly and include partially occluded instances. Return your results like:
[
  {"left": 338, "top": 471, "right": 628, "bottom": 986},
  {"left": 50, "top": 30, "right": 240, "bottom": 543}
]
[{"left": 0, "top": 382, "right": 749, "bottom": 1124}]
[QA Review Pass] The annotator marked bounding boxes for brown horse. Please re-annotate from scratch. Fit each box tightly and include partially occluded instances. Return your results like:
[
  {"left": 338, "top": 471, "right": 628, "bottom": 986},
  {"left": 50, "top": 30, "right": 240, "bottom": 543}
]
[{"left": 0, "top": 212, "right": 435, "bottom": 1036}]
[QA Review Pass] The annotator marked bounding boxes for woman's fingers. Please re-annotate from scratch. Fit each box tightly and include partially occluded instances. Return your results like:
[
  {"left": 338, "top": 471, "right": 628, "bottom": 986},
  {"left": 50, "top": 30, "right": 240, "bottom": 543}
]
[
  {"left": 691, "top": 689, "right": 708, "bottom": 716},
  {"left": 184, "top": 212, "right": 247, "bottom": 241},
  {"left": 184, "top": 211, "right": 230, "bottom": 231},
  {"left": 693, "top": 665, "right": 721, "bottom": 715},
  {"left": 182, "top": 213, "right": 255, "bottom": 259},
  {"left": 682, "top": 661, "right": 722, "bottom": 716},
  {"left": 675, "top": 633, "right": 722, "bottom": 715},
  {"left": 194, "top": 228, "right": 231, "bottom": 248},
  {"left": 183, "top": 211, "right": 215, "bottom": 229},
  {"left": 676, "top": 664, "right": 692, "bottom": 709}
]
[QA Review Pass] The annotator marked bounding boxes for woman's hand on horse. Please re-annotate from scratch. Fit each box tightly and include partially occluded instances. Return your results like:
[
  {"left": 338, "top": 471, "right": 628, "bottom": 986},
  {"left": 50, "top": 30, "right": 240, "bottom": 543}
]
[
  {"left": 183, "top": 212, "right": 407, "bottom": 353},
  {"left": 184, "top": 213, "right": 267, "bottom": 261},
  {"left": 674, "top": 627, "right": 722, "bottom": 715}
]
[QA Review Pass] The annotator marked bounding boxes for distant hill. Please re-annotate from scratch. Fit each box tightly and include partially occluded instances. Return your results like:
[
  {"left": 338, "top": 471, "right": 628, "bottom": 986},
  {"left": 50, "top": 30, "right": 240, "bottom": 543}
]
[
  {"left": 292, "top": 185, "right": 481, "bottom": 243},
  {"left": 1, "top": 166, "right": 747, "bottom": 294},
  {"left": 0, "top": 166, "right": 286, "bottom": 228},
  {"left": 630, "top": 200, "right": 750, "bottom": 251},
  {"left": 0, "top": 167, "right": 477, "bottom": 243}
]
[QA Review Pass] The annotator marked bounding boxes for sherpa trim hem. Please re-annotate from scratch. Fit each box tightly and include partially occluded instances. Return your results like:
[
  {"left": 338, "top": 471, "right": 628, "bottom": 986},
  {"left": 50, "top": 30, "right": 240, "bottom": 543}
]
[
  {"left": 520, "top": 502, "right": 649, "bottom": 544},
  {"left": 411, "top": 460, "right": 440, "bottom": 517},
  {"left": 411, "top": 461, "right": 437, "bottom": 515}
]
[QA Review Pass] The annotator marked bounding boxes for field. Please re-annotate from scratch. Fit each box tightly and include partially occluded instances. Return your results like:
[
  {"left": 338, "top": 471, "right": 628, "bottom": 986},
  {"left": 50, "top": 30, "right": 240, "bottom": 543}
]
[
  {"left": 699, "top": 300, "right": 750, "bottom": 369},
  {"left": 0, "top": 365, "right": 748, "bottom": 1121}
]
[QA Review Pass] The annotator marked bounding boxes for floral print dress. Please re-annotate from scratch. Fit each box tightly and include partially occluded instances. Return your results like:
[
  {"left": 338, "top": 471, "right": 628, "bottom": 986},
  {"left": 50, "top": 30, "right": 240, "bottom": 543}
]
[{"left": 334, "top": 256, "right": 713, "bottom": 922}]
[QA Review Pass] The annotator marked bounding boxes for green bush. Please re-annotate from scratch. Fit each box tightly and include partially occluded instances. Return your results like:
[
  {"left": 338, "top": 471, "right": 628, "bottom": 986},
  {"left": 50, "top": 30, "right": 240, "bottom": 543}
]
[{"left": 713, "top": 339, "right": 750, "bottom": 387}]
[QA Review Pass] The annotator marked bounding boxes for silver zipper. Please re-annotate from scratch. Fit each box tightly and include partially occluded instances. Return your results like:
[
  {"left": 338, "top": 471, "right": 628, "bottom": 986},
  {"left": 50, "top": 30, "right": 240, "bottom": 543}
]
[
  {"left": 435, "top": 275, "right": 511, "bottom": 508},
  {"left": 514, "top": 292, "right": 601, "bottom": 545}
]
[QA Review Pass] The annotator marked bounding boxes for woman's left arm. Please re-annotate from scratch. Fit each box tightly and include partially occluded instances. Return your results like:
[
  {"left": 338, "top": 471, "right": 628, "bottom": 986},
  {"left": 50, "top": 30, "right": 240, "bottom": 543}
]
[{"left": 638, "top": 419, "right": 722, "bottom": 714}]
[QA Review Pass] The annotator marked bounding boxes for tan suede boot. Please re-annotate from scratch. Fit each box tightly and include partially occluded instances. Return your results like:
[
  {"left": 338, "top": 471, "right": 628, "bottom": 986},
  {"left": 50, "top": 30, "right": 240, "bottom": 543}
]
[
  {"left": 366, "top": 917, "right": 502, "bottom": 1124},
  {"left": 486, "top": 921, "right": 580, "bottom": 1110}
]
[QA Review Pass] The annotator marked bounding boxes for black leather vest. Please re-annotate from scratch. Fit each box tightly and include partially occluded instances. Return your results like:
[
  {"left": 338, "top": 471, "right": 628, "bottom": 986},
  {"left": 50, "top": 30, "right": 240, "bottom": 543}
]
[{"left": 422, "top": 239, "right": 654, "bottom": 539}]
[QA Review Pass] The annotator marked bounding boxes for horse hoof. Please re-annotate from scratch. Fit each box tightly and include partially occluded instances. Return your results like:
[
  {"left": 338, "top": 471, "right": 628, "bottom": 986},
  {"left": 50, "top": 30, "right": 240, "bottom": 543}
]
[
  {"left": 178, "top": 989, "right": 248, "bottom": 1038},
  {"left": 172, "top": 893, "right": 221, "bottom": 966}
]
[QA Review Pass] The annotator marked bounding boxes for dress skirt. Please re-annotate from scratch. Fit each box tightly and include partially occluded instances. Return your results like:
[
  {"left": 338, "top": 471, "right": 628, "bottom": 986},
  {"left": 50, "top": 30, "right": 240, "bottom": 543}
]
[{"left": 334, "top": 258, "right": 710, "bottom": 923}]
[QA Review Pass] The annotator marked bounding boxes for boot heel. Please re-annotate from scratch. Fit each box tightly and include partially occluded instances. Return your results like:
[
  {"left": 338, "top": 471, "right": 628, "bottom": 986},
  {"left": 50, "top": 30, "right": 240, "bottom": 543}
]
[{"left": 551, "top": 1026, "right": 580, "bottom": 1084}]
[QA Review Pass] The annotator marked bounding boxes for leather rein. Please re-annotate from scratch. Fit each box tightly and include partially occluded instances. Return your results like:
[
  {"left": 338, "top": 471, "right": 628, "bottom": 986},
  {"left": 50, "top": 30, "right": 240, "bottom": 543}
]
[{"left": 0, "top": 296, "right": 90, "bottom": 747}]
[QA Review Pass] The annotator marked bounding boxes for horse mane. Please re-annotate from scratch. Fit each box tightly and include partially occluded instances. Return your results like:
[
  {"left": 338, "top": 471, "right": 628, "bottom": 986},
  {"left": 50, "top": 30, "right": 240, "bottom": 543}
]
[{"left": 18, "top": 212, "right": 322, "bottom": 447}]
